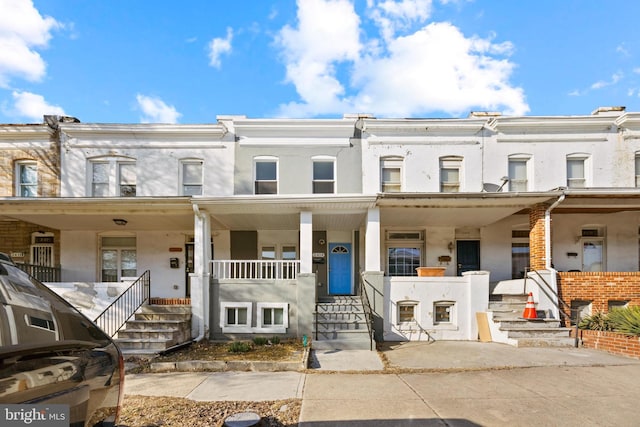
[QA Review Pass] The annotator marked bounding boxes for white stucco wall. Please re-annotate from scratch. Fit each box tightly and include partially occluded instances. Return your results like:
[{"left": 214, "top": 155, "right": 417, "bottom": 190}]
[{"left": 383, "top": 271, "right": 489, "bottom": 341}]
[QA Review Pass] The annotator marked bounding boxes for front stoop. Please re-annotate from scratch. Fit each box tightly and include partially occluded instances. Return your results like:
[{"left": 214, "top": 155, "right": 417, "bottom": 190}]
[
  {"left": 489, "top": 294, "right": 574, "bottom": 348},
  {"left": 313, "top": 296, "right": 373, "bottom": 351},
  {"left": 115, "top": 304, "right": 192, "bottom": 357}
]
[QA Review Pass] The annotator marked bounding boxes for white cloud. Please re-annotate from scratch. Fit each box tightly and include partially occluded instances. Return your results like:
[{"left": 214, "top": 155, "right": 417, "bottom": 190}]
[
  {"left": 368, "top": 0, "right": 433, "bottom": 41},
  {"left": 136, "top": 94, "right": 181, "bottom": 123},
  {"left": 590, "top": 72, "right": 623, "bottom": 90},
  {"left": 208, "top": 27, "right": 233, "bottom": 68},
  {"left": 4, "top": 91, "right": 65, "bottom": 121},
  {"left": 275, "top": 0, "right": 528, "bottom": 118},
  {"left": 0, "top": 0, "right": 60, "bottom": 88}
]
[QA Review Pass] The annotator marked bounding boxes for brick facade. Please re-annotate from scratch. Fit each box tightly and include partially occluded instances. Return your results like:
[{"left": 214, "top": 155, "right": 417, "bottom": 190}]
[
  {"left": 558, "top": 271, "right": 640, "bottom": 317},
  {"left": 572, "top": 329, "right": 640, "bottom": 360},
  {"left": 529, "top": 203, "right": 548, "bottom": 271},
  {"left": 0, "top": 221, "right": 60, "bottom": 265}
]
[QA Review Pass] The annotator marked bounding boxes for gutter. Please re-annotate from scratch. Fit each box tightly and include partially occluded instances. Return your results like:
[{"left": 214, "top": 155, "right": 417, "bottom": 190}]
[
  {"left": 545, "top": 193, "right": 566, "bottom": 269},
  {"left": 191, "top": 203, "right": 206, "bottom": 342}
]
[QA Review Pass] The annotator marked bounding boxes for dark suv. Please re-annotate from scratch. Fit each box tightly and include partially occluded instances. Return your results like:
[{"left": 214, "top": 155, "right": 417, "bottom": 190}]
[{"left": 0, "top": 253, "right": 123, "bottom": 426}]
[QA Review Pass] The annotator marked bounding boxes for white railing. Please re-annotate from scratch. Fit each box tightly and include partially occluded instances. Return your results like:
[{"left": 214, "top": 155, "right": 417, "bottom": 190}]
[{"left": 211, "top": 260, "right": 300, "bottom": 280}]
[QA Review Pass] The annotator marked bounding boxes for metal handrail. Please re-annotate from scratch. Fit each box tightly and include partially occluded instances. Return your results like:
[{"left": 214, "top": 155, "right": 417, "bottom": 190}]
[
  {"left": 525, "top": 267, "right": 578, "bottom": 347},
  {"left": 94, "top": 270, "right": 150, "bottom": 337},
  {"left": 15, "top": 262, "right": 61, "bottom": 282},
  {"left": 359, "top": 273, "right": 376, "bottom": 351}
]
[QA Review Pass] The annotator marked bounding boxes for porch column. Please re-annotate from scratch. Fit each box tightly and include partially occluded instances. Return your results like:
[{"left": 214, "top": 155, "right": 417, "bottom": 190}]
[
  {"left": 365, "top": 207, "right": 381, "bottom": 271},
  {"left": 191, "top": 205, "right": 211, "bottom": 339},
  {"left": 300, "top": 211, "right": 313, "bottom": 274},
  {"left": 529, "top": 203, "right": 547, "bottom": 271}
]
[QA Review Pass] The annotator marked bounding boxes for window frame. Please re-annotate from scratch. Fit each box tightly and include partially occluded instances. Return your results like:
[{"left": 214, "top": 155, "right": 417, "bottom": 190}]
[
  {"left": 180, "top": 159, "right": 204, "bottom": 196},
  {"left": 380, "top": 157, "right": 403, "bottom": 192},
  {"left": 312, "top": 156, "right": 336, "bottom": 194},
  {"left": 15, "top": 160, "right": 38, "bottom": 197},
  {"left": 635, "top": 153, "right": 640, "bottom": 188},
  {"left": 385, "top": 230, "right": 424, "bottom": 277},
  {"left": 439, "top": 157, "right": 462, "bottom": 193},
  {"left": 256, "top": 302, "right": 288, "bottom": 333},
  {"left": 99, "top": 235, "right": 137, "bottom": 282},
  {"left": 220, "top": 302, "right": 252, "bottom": 333},
  {"left": 508, "top": 155, "right": 530, "bottom": 192},
  {"left": 566, "top": 154, "right": 590, "bottom": 189},
  {"left": 434, "top": 301, "right": 455, "bottom": 325},
  {"left": 254, "top": 157, "right": 278, "bottom": 195},
  {"left": 397, "top": 301, "right": 418, "bottom": 325},
  {"left": 118, "top": 161, "right": 137, "bottom": 197}
]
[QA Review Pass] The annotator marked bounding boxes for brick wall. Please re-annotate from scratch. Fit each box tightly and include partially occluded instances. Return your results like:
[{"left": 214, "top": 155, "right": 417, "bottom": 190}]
[
  {"left": 557, "top": 272, "right": 640, "bottom": 316},
  {"left": 529, "top": 203, "right": 548, "bottom": 271},
  {"left": 0, "top": 221, "right": 60, "bottom": 265},
  {"left": 571, "top": 329, "right": 640, "bottom": 360}
]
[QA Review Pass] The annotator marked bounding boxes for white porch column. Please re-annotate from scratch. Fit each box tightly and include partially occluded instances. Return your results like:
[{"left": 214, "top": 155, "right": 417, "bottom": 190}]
[
  {"left": 191, "top": 204, "right": 211, "bottom": 339},
  {"left": 300, "top": 211, "right": 313, "bottom": 274},
  {"left": 365, "top": 207, "right": 381, "bottom": 271}
]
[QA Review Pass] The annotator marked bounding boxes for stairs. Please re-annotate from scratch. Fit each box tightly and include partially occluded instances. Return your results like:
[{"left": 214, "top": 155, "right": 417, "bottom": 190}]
[
  {"left": 489, "top": 294, "right": 574, "bottom": 348},
  {"left": 313, "top": 296, "right": 373, "bottom": 351},
  {"left": 115, "top": 305, "right": 192, "bottom": 357}
]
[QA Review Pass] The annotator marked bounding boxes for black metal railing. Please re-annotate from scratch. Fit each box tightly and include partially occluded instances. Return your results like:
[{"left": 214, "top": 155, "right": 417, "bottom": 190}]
[
  {"left": 359, "top": 273, "right": 376, "bottom": 351},
  {"left": 94, "top": 270, "right": 150, "bottom": 337},
  {"left": 15, "top": 263, "right": 61, "bottom": 282},
  {"left": 525, "top": 268, "right": 579, "bottom": 347}
]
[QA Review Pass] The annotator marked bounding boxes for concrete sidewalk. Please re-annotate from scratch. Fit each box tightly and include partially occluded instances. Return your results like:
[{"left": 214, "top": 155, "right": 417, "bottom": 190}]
[{"left": 124, "top": 342, "right": 640, "bottom": 425}]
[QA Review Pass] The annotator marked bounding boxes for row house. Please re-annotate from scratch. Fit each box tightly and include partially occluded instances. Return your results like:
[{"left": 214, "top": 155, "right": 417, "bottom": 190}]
[{"left": 2, "top": 107, "right": 640, "bottom": 351}]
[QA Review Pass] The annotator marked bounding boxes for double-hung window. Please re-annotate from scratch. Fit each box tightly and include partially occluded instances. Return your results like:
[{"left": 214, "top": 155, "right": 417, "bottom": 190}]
[
  {"left": 16, "top": 161, "right": 38, "bottom": 197},
  {"left": 381, "top": 157, "right": 402, "bottom": 192},
  {"left": 508, "top": 156, "right": 529, "bottom": 192},
  {"left": 91, "top": 162, "right": 110, "bottom": 197},
  {"left": 90, "top": 158, "right": 137, "bottom": 197},
  {"left": 567, "top": 154, "right": 589, "bottom": 188},
  {"left": 312, "top": 157, "right": 335, "bottom": 194},
  {"left": 635, "top": 153, "right": 640, "bottom": 187},
  {"left": 181, "top": 160, "right": 203, "bottom": 195},
  {"left": 440, "top": 157, "right": 462, "bottom": 193},
  {"left": 118, "top": 162, "right": 136, "bottom": 197},
  {"left": 255, "top": 157, "right": 278, "bottom": 194}
]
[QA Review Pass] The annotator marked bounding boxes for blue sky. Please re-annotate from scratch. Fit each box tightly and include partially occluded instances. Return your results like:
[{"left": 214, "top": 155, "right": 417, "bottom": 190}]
[{"left": 2, "top": 0, "right": 640, "bottom": 124}]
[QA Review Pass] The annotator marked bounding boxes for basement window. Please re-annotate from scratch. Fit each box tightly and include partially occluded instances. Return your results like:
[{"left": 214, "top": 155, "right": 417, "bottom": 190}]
[
  {"left": 220, "top": 302, "right": 252, "bottom": 333},
  {"left": 434, "top": 301, "right": 455, "bottom": 324},
  {"left": 257, "top": 303, "right": 288, "bottom": 333},
  {"left": 397, "top": 301, "right": 417, "bottom": 324}
]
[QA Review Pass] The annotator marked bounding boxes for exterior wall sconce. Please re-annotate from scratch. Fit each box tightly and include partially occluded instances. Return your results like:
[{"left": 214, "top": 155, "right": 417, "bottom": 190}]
[
  {"left": 447, "top": 242, "right": 454, "bottom": 253},
  {"left": 113, "top": 218, "right": 128, "bottom": 226}
]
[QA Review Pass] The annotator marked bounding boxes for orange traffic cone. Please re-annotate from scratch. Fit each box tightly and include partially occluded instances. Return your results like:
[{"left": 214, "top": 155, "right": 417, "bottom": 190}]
[{"left": 522, "top": 292, "right": 537, "bottom": 319}]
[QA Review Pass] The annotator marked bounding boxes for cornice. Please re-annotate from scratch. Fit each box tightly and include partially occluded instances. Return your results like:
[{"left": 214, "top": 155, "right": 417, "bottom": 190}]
[{"left": 59, "top": 123, "right": 228, "bottom": 139}]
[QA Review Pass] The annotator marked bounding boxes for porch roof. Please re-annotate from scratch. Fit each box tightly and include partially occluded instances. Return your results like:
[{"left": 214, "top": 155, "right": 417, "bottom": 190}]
[{"left": 0, "top": 197, "right": 195, "bottom": 231}]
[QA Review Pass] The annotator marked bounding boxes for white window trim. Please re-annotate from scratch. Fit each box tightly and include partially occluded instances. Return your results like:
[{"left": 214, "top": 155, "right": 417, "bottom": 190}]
[
  {"left": 117, "top": 161, "right": 137, "bottom": 197},
  {"left": 433, "top": 300, "right": 456, "bottom": 326},
  {"left": 256, "top": 303, "right": 288, "bottom": 333},
  {"left": 88, "top": 156, "right": 137, "bottom": 197},
  {"left": 396, "top": 300, "right": 418, "bottom": 326},
  {"left": 15, "top": 160, "right": 38, "bottom": 197},
  {"left": 311, "top": 155, "right": 336, "bottom": 194},
  {"left": 254, "top": 156, "right": 279, "bottom": 194},
  {"left": 439, "top": 156, "right": 463, "bottom": 193},
  {"left": 380, "top": 157, "right": 403, "bottom": 192},
  {"left": 220, "top": 302, "right": 253, "bottom": 333},
  {"left": 566, "top": 153, "right": 591, "bottom": 188},
  {"left": 179, "top": 159, "right": 204, "bottom": 196},
  {"left": 508, "top": 154, "right": 532, "bottom": 192}
]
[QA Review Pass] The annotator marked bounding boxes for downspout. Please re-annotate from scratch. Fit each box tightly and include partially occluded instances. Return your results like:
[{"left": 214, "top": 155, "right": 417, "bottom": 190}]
[
  {"left": 545, "top": 194, "right": 565, "bottom": 269},
  {"left": 192, "top": 203, "right": 206, "bottom": 342}
]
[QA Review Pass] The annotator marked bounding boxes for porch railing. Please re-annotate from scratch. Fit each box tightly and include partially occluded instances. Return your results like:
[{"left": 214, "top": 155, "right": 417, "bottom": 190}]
[
  {"left": 211, "top": 260, "right": 300, "bottom": 280},
  {"left": 15, "top": 263, "right": 61, "bottom": 282},
  {"left": 94, "top": 270, "right": 150, "bottom": 337},
  {"left": 359, "top": 273, "right": 376, "bottom": 351}
]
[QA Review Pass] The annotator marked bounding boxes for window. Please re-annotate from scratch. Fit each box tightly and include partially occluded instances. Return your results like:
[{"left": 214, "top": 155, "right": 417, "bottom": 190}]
[
  {"left": 255, "top": 158, "right": 278, "bottom": 194},
  {"left": 31, "top": 232, "right": 55, "bottom": 267},
  {"left": 567, "top": 155, "right": 588, "bottom": 188},
  {"left": 257, "top": 303, "right": 289, "bottom": 333},
  {"left": 220, "top": 302, "right": 252, "bottom": 333},
  {"left": 16, "top": 161, "right": 37, "bottom": 197},
  {"left": 511, "top": 230, "right": 530, "bottom": 279},
  {"left": 398, "top": 302, "right": 417, "bottom": 323},
  {"left": 570, "top": 300, "right": 591, "bottom": 325},
  {"left": 100, "top": 236, "right": 136, "bottom": 282},
  {"left": 508, "top": 157, "right": 529, "bottom": 192},
  {"left": 386, "top": 230, "right": 423, "bottom": 277},
  {"left": 608, "top": 300, "right": 628, "bottom": 312},
  {"left": 434, "top": 301, "right": 455, "bottom": 324},
  {"left": 381, "top": 157, "right": 402, "bottom": 192},
  {"left": 181, "top": 160, "right": 203, "bottom": 196},
  {"left": 440, "top": 157, "right": 462, "bottom": 192},
  {"left": 90, "top": 158, "right": 136, "bottom": 197},
  {"left": 118, "top": 162, "right": 136, "bottom": 197},
  {"left": 581, "top": 227, "right": 605, "bottom": 272},
  {"left": 312, "top": 158, "right": 335, "bottom": 194},
  {"left": 636, "top": 154, "right": 640, "bottom": 187}
]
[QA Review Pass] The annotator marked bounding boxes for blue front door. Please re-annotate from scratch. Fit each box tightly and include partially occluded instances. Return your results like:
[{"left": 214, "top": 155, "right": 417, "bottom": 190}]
[{"left": 329, "top": 243, "right": 352, "bottom": 295}]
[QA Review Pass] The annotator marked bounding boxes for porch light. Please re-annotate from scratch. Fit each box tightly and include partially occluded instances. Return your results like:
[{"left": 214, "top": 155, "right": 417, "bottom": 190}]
[{"left": 113, "top": 218, "right": 128, "bottom": 226}]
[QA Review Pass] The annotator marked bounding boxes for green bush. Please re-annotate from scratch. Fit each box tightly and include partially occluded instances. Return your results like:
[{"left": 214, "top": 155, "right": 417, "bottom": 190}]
[
  {"left": 252, "top": 337, "right": 268, "bottom": 346},
  {"left": 607, "top": 306, "right": 640, "bottom": 337},
  {"left": 578, "top": 311, "right": 614, "bottom": 331},
  {"left": 269, "top": 336, "right": 281, "bottom": 345},
  {"left": 227, "top": 341, "right": 252, "bottom": 353}
]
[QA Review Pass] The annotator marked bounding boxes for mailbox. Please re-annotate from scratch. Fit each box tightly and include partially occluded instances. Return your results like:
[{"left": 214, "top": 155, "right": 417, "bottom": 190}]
[{"left": 170, "top": 258, "right": 179, "bottom": 268}]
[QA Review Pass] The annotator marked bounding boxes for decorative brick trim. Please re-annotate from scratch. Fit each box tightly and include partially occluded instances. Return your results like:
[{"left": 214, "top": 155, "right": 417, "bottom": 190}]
[
  {"left": 149, "top": 297, "right": 191, "bottom": 305},
  {"left": 572, "top": 329, "right": 640, "bottom": 360}
]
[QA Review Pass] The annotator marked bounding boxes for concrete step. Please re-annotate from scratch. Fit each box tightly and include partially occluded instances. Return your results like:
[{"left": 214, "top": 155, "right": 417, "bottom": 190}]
[
  {"left": 123, "top": 319, "right": 190, "bottom": 330},
  {"left": 315, "top": 311, "right": 365, "bottom": 321},
  {"left": 135, "top": 312, "right": 191, "bottom": 321},
  {"left": 314, "top": 320, "right": 369, "bottom": 331},
  {"left": 489, "top": 294, "right": 528, "bottom": 303},
  {"left": 512, "top": 337, "right": 577, "bottom": 348},
  {"left": 116, "top": 328, "right": 185, "bottom": 341},
  {"left": 502, "top": 327, "right": 573, "bottom": 339},
  {"left": 115, "top": 338, "right": 174, "bottom": 351},
  {"left": 497, "top": 318, "right": 563, "bottom": 328},
  {"left": 488, "top": 301, "right": 526, "bottom": 312},
  {"left": 138, "top": 304, "right": 192, "bottom": 314},
  {"left": 312, "top": 334, "right": 373, "bottom": 351}
]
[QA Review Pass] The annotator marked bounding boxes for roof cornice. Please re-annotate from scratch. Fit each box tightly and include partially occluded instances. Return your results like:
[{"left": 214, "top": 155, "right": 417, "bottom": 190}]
[{"left": 59, "top": 123, "right": 228, "bottom": 139}]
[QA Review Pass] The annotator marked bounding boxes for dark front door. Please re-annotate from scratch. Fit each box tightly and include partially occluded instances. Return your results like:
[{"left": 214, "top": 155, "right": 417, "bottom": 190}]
[{"left": 457, "top": 240, "right": 480, "bottom": 275}]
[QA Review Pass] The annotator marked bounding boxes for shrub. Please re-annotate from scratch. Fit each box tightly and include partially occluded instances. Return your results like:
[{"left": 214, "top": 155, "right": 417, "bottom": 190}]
[
  {"left": 269, "top": 336, "right": 281, "bottom": 345},
  {"left": 253, "top": 337, "right": 268, "bottom": 346},
  {"left": 607, "top": 306, "right": 640, "bottom": 337},
  {"left": 579, "top": 311, "right": 614, "bottom": 331},
  {"left": 227, "top": 341, "right": 252, "bottom": 353}
]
